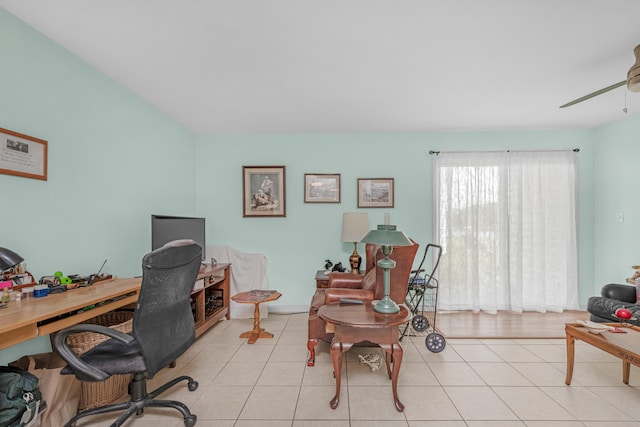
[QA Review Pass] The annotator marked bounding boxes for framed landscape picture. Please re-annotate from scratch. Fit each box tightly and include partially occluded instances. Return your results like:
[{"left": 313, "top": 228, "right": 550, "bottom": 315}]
[
  {"left": 304, "top": 173, "right": 340, "bottom": 203},
  {"left": 243, "top": 166, "right": 286, "bottom": 217},
  {"left": 0, "top": 127, "right": 48, "bottom": 180},
  {"left": 357, "top": 178, "right": 394, "bottom": 208}
]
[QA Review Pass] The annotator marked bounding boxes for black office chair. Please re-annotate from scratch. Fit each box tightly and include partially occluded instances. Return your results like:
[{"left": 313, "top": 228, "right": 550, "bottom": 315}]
[{"left": 53, "top": 240, "right": 202, "bottom": 427}]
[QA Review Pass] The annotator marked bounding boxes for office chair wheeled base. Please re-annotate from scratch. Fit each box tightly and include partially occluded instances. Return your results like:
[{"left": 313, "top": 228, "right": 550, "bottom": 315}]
[{"left": 65, "top": 372, "right": 199, "bottom": 427}]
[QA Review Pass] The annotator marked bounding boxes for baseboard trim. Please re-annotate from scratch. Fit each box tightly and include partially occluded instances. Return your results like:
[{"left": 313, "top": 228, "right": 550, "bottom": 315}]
[{"left": 268, "top": 305, "right": 308, "bottom": 314}]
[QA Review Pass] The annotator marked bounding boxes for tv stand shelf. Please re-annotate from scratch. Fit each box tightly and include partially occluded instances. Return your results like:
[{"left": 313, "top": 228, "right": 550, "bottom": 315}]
[{"left": 192, "top": 263, "right": 231, "bottom": 337}]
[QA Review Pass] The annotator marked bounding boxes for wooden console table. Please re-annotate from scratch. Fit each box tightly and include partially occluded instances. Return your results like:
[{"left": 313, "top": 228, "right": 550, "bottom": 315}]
[
  {"left": 193, "top": 263, "right": 231, "bottom": 338},
  {"left": 319, "top": 302, "right": 411, "bottom": 412},
  {"left": 565, "top": 322, "right": 640, "bottom": 385}
]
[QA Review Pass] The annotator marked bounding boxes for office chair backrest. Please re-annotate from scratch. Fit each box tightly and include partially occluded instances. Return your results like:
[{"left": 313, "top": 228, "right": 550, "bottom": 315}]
[{"left": 134, "top": 240, "right": 202, "bottom": 377}]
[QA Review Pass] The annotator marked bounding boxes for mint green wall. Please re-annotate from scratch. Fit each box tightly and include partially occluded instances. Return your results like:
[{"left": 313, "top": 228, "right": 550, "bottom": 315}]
[
  {"left": 0, "top": 9, "right": 196, "bottom": 364},
  {"left": 593, "top": 113, "right": 640, "bottom": 288},
  {"left": 195, "top": 129, "right": 596, "bottom": 311}
]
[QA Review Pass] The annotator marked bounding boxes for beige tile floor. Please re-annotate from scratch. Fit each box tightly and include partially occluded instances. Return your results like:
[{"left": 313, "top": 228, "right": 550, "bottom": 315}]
[{"left": 77, "top": 313, "right": 640, "bottom": 427}]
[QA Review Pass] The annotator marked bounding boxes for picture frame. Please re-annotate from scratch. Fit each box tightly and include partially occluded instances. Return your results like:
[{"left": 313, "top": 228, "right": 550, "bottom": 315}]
[
  {"left": 243, "top": 166, "right": 286, "bottom": 217},
  {"left": 304, "top": 173, "right": 340, "bottom": 203},
  {"left": 0, "top": 127, "right": 48, "bottom": 181},
  {"left": 358, "top": 178, "right": 394, "bottom": 208}
]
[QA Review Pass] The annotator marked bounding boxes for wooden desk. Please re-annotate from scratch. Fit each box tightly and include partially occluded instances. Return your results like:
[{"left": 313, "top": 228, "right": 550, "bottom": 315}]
[
  {"left": 0, "top": 277, "right": 141, "bottom": 350},
  {"left": 319, "top": 302, "right": 411, "bottom": 412}
]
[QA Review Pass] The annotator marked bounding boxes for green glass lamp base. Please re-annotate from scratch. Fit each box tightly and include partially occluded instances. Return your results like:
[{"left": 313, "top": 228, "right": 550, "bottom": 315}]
[{"left": 374, "top": 296, "right": 400, "bottom": 314}]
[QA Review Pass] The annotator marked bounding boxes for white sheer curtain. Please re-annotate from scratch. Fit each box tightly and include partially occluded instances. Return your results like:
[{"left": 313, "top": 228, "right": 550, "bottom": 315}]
[{"left": 433, "top": 150, "right": 579, "bottom": 313}]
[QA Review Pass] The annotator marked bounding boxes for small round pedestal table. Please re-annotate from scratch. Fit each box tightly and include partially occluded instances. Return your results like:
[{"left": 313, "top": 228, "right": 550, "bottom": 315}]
[{"left": 231, "top": 290, "right": 282, "bottom": 344}]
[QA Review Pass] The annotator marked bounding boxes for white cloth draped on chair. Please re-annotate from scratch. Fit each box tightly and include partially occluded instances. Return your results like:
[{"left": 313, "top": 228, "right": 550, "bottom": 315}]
[{"left": 206, "top": 245, "right": 269, "bottom": 319}]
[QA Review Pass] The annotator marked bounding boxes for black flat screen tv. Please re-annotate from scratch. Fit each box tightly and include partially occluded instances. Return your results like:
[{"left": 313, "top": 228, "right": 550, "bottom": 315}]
[{"left": 151, "top": 215, "right": 206, "bottom": 260}]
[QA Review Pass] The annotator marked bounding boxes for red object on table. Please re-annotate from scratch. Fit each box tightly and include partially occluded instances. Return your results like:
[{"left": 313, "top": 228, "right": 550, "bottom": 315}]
[{"left": 615, "top": 308, "right": 633, "bottom": 320}]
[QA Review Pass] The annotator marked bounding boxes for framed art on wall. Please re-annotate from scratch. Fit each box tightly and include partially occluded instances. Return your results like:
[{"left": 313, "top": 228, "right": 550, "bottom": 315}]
[
  {"left": 358, "top": 178, "right": 394, "bottom": 208},
  {"left": 243, "top": 166, "right": 286, "bottom": 217},
  {"left": 304, "top": 173, "right": 340, "bottom": 203},
  {"left": 0, "top": 127, "right": 48, "bottom": 180}
]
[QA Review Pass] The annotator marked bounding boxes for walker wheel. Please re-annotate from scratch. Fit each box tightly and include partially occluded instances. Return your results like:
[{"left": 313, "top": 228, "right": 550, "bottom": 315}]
[
  {"left": 425, "top": 332, "right": 446, "bottom": 353},
  {"left": 184, "top": 414, "right": 197, "bottom": 427},
  {"left": 411, "top": 315, "right": 429, "bottom": 332}
]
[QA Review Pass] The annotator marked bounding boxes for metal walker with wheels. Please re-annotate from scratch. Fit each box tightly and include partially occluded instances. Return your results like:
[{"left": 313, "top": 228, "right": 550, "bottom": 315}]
[{"left": 400, "top": 243, "right": 445, "bottom": 352}]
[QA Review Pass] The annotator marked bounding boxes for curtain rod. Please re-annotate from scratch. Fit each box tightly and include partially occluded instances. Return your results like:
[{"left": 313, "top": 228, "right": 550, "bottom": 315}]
[{"left": 429, "top": 148, "right": 579, "bottom": 155}]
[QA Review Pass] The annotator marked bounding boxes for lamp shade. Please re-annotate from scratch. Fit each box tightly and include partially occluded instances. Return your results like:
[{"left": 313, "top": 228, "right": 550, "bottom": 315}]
[
  {"left": 0, "top": 247, "right": 24, "bottom": 271},
  {"left": 361, "top": 225, "right": 412, "bottom": 247},
  {"left": 341, "top": 212, "right": 369, "bottom": 242}
]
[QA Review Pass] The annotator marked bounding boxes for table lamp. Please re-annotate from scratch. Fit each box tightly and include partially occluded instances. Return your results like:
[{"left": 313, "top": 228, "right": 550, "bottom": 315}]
[
  {"left": 341, "top": 212, "right": 369, "bottom": 274},
  {"left": 0, "top": 247, "right": 24, "bottom": 271},
  {"left": 361, "top": 214, "right": 412, "bottom": 313}
]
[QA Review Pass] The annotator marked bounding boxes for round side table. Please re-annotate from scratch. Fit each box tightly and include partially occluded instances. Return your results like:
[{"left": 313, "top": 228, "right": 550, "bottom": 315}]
[{"left": 231, "top": 290, "right": 282, "bottom": 344}]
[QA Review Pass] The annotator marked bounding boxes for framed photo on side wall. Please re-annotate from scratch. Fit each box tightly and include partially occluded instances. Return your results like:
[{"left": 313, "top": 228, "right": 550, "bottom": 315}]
[
  {"left": 0, "top": 127, "right": 48, "bottom": 180},
  {"left": 358, "top": 178, "right": 394, "bottom": 208},
  {"left": 243, "top": 166, "right": 286, "bottom": 217},
  {"left": 304, "top": 173, "right": 340, "bottom": 203}
]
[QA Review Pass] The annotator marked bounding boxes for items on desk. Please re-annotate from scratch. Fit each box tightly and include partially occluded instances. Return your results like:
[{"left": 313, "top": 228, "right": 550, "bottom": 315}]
[
  {"left": 0, "top": 262, "right": 115, "bottom": 304},
  {"left": 2, "top": 272, "right": 34, "bottom": 287},
  {"left": 0, "top": 248, "right": 35, "bottom": 288},
  {"left": 34, "top": 284, "right": 49, "bottom": 298},
  {"left": 40, "top": 274, "right": 66, "bottom": 294},
  {"left": 39, "top": 269, "right": 106, "bottom": 294},
  {"left": 0, "top": 247, "right": 24, "bottom": 272},
  {"left": 39, "top": 275, "right": 60, "bottom": 285}
]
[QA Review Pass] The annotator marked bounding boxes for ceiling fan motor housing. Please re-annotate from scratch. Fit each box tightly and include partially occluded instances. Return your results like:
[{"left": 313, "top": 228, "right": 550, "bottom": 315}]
[{"left": 628, "top": 44, "right": 640, "bottom": 93}]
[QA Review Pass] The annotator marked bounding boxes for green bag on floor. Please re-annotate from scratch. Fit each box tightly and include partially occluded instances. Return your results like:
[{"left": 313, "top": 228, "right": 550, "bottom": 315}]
[
  {"left": 0, "top": 366, "right": 44, "bottom": 427},
  {"left": 10, "top": 353, "right": 80, "bottom": 427}
]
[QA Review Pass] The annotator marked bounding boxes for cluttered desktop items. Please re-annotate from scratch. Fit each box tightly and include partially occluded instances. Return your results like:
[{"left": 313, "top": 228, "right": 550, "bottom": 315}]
[{"left": 1, "top": 250, "right": 112, "bottom": 304}]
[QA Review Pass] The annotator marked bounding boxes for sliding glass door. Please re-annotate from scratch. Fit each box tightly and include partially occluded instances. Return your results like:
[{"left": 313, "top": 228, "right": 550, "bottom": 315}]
[{"left": 433, "top": 150, "right": 579, "bottom": 313}]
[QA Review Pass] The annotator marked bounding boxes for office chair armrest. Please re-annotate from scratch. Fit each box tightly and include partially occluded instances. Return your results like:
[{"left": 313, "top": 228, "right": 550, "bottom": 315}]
[{"left": 53, "top": 324, "right": 134, "bottom": 382}]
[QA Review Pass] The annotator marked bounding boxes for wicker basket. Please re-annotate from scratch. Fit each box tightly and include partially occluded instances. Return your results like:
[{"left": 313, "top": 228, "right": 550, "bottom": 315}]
[{"left": 64, "top": 311, "right": 134, "bottom": 411}]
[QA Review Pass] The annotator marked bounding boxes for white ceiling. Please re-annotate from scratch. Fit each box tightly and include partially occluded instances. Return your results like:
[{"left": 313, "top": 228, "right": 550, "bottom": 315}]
[{"left": 2, "top": 0, "right": 640, "bottom": 134}]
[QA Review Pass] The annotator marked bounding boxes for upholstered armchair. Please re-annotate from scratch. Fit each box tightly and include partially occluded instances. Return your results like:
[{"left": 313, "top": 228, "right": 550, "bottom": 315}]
[{"left": 307, "top": 239, "right": 419, "bottom": 366}]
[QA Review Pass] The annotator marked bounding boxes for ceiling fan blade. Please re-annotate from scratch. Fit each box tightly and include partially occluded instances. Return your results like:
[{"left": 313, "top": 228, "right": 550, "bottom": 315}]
[{"left": 559, "top": 80, "right": 626, "bottom": 108}]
